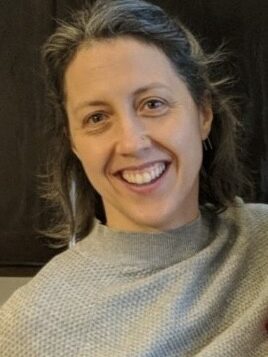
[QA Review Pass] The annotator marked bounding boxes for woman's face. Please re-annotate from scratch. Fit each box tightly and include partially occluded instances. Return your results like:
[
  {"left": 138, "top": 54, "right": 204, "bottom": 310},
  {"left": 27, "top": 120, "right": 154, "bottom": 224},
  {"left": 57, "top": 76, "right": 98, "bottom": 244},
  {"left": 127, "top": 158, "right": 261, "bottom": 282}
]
[{"left": 65, "top": 37, "right": 213, "bottom": 232}]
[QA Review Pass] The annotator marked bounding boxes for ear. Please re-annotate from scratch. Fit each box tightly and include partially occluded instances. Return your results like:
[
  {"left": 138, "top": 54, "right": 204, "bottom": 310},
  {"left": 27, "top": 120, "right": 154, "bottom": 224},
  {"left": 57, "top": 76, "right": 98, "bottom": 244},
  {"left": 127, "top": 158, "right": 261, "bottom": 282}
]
[{"left": 199, "top": 102, "right": 213, "bottom": 140}]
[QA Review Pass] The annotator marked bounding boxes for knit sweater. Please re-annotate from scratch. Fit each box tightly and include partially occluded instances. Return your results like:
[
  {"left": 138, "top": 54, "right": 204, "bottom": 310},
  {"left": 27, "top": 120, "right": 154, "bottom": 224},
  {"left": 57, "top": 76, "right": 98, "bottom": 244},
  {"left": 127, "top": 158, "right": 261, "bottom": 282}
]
[{"left": 0, "top": 197, "right": 268, "bottom": 356}]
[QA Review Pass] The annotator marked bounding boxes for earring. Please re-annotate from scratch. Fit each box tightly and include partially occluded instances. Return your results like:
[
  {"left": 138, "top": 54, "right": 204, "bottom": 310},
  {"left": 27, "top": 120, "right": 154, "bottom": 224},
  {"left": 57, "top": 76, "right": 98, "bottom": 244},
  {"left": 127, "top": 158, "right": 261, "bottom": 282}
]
[{"left": 203, "top": 137, "right": 213, "bottom": 151}]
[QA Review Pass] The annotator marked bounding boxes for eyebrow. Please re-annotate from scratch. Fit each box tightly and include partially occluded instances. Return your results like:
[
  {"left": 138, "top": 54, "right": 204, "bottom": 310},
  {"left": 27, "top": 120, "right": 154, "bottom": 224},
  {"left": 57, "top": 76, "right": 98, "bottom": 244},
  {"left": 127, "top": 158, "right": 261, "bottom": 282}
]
[{"left": 73, "top": 82, "right": 171, "bottom": 114}]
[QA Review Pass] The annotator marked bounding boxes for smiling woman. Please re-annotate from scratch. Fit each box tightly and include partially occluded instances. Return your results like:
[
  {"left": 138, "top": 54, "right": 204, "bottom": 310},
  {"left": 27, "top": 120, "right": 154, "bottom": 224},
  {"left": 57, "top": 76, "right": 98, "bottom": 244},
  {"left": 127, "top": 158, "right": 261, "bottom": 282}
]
[
  {"left": 65, "top": 37, "right": 213, "bottom": 232},
  {"left": 39, "top": 1, "right": 255, "bottom": 243},
  {"left": 0, "top": 0, "right": 267, "bottom": 356}
]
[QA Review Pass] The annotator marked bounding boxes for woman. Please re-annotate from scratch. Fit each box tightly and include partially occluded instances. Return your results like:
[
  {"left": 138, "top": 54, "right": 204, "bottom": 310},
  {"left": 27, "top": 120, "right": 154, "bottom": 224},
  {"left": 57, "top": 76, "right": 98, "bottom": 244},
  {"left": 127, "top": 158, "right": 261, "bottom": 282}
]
[{"left": 1, "top": 0, "right": 267, "bottom": 355}]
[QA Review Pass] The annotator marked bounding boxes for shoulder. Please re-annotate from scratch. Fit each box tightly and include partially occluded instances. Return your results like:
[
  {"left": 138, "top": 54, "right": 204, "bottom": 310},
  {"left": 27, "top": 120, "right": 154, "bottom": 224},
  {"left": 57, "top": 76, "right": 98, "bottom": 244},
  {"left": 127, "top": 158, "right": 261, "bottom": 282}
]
[
  {"left": 0, "top": 227, "right": 116, "bottom": 354},
  {"left": 205, "top": 196, "right": 268, "bottom": 231},
  {"left": 0, "top": 249, "right": 80, "bottom": 326},
  {"left": 203, "top": 197, "right": 268, "bottom": 290},
  {"left": 1, "top": 243, "right": 92, "bottom": 309},
  {"left": 0, "top": 248, "right": 71, "bottom": 306},
  {"left": 0, "top": 226, "right": 107, "bottom": 317},
  {"left": 223, "top": 196, "right": 268, "bottom": 230},
  {"left": 204, "top": 196, "right": 268, "bottom": 256},
  {"left": 214, "top": 197, "right": 268, "bottom": 255},
  {"left": 0, "top": 247, "right": 94, "bottom": 352}
]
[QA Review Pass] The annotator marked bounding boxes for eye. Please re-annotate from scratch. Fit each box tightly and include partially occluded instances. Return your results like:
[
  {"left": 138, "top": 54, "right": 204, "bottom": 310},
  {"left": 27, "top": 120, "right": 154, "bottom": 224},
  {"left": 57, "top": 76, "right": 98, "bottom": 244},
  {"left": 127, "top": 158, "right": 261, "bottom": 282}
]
[
  {"left": 140, "top": 98, "right": 168, "bottom": 116},
  {"left": 142, "top": 98, "right": 166, "bottom": 112},
  {"left": 83, "top": 112, "right": 106, "bottom": 126}
]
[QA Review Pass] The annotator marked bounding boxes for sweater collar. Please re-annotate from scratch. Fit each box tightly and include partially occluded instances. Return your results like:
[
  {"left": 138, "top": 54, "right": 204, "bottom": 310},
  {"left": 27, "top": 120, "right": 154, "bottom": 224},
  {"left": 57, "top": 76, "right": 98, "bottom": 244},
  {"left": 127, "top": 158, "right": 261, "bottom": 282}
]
[{"left": 78, "top": 209, "right": 211, "bottom": 270}]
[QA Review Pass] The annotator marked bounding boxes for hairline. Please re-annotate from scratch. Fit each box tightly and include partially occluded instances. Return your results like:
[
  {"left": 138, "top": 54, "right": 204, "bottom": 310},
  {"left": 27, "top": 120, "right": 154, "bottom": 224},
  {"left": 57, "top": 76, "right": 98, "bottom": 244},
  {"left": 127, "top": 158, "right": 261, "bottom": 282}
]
[{"left": 62, "top": 34, "right": 205, "bottom": 110}]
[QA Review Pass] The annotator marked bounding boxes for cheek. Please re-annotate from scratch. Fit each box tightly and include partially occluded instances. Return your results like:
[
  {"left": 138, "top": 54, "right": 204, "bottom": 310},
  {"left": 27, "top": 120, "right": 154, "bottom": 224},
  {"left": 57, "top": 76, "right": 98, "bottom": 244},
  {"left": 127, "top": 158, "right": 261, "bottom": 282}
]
[
  {"left": 167, "top": 122, "right": 203, "bottom": 168},
  {"left": 168, "top": 119, "right": 201, "bottom": 149},
  {"left": 75, "top": 143, "right": 111, "bottom": 188},
  {"left": 72, "top": 135, "right": 97, "bottom": 163},
  {"left": 79, "top": 157, "right": 106, "bottom": 195},
  {"left": 72, "top": 140, "right": 98, "bottom": 175}
]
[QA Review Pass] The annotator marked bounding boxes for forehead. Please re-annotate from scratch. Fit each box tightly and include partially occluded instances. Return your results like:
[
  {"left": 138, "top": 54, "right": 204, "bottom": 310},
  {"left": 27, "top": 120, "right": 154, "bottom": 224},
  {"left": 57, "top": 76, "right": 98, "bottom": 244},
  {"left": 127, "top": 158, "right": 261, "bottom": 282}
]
[
  {"left": 64, "top": 37, "right": 180, "bottom": 91},
  {"left": 68, "top": 36, "right": 176, "bottom": 72},
  {"left": 64, "top": 37, "right": 191, "bottom": 110}
]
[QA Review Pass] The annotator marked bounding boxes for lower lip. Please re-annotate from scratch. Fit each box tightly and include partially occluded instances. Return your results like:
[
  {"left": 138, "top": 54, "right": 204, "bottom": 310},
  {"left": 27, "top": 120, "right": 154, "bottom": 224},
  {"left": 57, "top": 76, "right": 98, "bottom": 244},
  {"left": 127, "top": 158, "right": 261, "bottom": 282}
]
[{"left": 116, "top": 163, "right": 170, "bottom": 195}]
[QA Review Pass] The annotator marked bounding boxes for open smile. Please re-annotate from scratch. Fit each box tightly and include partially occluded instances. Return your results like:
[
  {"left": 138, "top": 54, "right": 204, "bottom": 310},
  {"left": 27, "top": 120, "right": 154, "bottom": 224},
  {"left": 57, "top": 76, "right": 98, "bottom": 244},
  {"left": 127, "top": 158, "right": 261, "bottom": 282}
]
[{"left": 115, "top": 162, "right": 171, "bottom": 195}]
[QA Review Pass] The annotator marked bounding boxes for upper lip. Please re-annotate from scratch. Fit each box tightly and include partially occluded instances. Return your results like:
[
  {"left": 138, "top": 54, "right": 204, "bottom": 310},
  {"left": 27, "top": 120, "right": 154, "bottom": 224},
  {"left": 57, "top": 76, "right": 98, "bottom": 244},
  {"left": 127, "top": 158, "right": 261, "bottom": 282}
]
[{"left": 113, "top": 160, "right": 171, "bottom": 175}]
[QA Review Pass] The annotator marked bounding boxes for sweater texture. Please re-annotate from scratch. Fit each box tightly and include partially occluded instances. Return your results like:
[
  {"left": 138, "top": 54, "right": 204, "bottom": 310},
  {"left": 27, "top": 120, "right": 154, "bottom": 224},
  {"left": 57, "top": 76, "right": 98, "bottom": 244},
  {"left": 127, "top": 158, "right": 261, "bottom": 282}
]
[{"left": 0, "top": 197, "right": 268, "bottom": 356}]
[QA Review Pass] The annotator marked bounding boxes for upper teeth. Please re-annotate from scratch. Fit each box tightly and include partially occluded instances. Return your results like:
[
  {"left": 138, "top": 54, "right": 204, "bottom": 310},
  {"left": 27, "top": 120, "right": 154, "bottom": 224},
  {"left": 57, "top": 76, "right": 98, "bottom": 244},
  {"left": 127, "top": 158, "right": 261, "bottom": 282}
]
[{"left": 121, "top": 162, "right": 166, "bottom": 184}]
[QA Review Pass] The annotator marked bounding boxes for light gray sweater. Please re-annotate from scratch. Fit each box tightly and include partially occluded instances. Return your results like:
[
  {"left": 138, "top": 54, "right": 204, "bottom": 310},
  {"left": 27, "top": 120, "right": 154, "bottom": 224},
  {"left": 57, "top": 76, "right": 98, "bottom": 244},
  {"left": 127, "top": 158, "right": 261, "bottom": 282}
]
[{"left": 0, "top": 197, "right": 268, "bottom": 356}]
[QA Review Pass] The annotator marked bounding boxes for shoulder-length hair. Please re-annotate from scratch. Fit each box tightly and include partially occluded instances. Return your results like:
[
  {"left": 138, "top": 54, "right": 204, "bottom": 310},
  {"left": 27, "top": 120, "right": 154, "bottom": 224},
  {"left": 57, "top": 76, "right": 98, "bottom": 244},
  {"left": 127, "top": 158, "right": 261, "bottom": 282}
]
[{"left": 40, "top": 0, "right": 254, "bottom": 247}]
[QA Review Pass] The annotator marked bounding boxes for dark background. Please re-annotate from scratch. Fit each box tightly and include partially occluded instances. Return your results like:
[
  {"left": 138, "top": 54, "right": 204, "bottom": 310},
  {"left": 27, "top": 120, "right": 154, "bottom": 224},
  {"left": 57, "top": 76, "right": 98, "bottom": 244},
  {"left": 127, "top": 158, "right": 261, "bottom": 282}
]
[{"left": 0, "top": 0, "right": 267, "bottom": 276}]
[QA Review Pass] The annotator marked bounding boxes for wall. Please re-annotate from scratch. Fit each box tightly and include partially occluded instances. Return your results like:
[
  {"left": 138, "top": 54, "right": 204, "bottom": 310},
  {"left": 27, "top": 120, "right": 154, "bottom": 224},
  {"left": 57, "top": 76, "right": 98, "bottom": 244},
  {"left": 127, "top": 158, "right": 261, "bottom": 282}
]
[{"left": 0, "top": 0, "right": 267, "bottom": 278}]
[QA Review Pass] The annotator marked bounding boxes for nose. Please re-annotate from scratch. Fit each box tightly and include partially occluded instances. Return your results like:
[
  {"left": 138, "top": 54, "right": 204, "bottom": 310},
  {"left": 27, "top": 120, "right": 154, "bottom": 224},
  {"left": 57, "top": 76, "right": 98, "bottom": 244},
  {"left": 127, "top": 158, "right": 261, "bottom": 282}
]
[{"left": 115, "top": 111, "right": 151, "bottom": 155}]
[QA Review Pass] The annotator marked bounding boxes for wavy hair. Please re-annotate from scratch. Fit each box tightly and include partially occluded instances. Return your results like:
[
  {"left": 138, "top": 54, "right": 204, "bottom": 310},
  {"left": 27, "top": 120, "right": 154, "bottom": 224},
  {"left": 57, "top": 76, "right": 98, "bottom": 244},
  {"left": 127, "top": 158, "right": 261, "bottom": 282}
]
[{"left": 39, "top": 0, "right": 254, "bottom": 247}]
